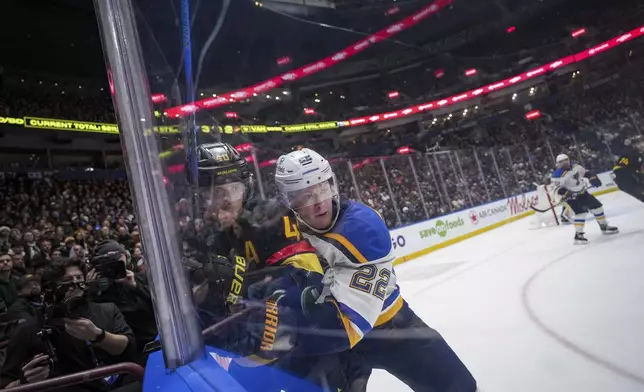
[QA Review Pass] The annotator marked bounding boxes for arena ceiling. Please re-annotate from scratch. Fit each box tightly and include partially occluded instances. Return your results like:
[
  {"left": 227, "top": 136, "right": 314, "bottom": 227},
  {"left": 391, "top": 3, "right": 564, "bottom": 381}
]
[{"left": 3, "top": 0, "right": 565, "bottom": 88}]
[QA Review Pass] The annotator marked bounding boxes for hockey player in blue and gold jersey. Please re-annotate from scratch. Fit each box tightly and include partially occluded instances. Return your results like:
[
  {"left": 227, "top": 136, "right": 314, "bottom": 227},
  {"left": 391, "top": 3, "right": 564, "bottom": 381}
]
[
  {"left": 551, "top": 153, "right": 618, "bottom": 244},
  {"left": 275, "top": 148, "right": 477, "bottom": 392}
]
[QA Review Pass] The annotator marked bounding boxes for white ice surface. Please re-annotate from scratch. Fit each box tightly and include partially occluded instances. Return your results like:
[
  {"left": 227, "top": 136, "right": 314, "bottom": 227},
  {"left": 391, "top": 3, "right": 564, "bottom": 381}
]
[{"left": 368, "top": 191, "right": 644, "bottom": 392}]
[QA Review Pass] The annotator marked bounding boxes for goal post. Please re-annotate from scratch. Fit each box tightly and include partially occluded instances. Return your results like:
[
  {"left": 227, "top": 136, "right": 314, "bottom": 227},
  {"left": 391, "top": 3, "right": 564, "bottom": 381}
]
[{"left": 530, "top": 184, "right": 561, "bottom": 229}]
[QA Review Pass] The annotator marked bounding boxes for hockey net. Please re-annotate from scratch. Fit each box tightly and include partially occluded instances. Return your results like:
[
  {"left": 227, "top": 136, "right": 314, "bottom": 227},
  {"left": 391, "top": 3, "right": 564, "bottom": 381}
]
[{"left": 530, "top": 184, "right": 561, "bottom": 229}]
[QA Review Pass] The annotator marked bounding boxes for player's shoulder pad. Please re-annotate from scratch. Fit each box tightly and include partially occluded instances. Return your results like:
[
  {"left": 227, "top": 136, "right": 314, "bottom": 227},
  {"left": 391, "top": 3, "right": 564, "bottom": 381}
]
[
  {"left": 551, "top": 167, "right": 566, "bottom": 178},
  {"left": 323, "top": 201, "right": 392, "bottom": 263}
]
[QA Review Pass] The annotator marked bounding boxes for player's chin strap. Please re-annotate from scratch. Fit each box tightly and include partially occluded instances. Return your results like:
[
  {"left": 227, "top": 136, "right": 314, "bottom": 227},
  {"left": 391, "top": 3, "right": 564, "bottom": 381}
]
[{"left": 293, "top": 198, "right": 340, "bottom": 235}]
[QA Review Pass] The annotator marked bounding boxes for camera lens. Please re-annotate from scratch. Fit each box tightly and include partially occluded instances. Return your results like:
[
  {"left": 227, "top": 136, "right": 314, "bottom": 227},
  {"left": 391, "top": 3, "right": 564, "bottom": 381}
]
[{"left": 63, "top": 295, "right": 88, "bottom": 319}]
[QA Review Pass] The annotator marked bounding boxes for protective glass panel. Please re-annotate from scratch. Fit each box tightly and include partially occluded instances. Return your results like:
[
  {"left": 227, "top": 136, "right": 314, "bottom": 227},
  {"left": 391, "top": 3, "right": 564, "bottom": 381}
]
[
  {"left": 506, "top": 144, "right": 533, "bottom": 194},
  {"left": 493, "top": 147, "right": 521, "bottom": 197},
  {"left": 476, "top": 148, "right": 506, "bottom": 201},
  {"left": 411, "top": 153, "right": 449, "bottom": 217},
  {"left": 89, "top": 0, "right": 463, "bottom": 384},
  {"left": 526, "top": 139, "right": 555, "bottom": 184},
  {"left": 455, "top": 149, "right": 490, "bottom": 205},
  {"left": 330, "top": 158, "right": 360, "bottom": 202},
  {"left": 351, "top": 158, "right": 397, "bottom": 228},
  {"left": 384, "top": 155, "right": 426, "bottom": 225},
  {"left": 434, "top": 152, "right": 469, "bottom": 211},
  {"left": 259, "top": 164, "right": 278, "bottom": 200}
]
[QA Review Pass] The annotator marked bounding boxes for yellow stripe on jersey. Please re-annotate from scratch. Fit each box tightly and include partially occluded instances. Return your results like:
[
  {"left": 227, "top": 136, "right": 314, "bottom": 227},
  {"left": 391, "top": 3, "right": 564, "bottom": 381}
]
[
  {"left": 374, "top": 295, "right": 403, "bottom": 327},
  {"left": 323, "top": 233, "right": 368, "bottom": 264},
  {"left": 283, "top": 253, "right": 324, "bottom": 275},
  {"left": 326, "top": 298, "right": 362, "bottom": 348}
]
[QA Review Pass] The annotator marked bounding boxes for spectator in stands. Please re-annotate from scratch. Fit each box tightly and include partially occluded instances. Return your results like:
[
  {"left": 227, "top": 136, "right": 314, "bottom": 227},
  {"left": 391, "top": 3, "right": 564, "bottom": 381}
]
[
  {"left": 72, "top": 244, "right": 88, "bottom": 264},
  {"left": 5, "top": 274, "right": 42, "bottom": 324},
  {"left": 40, "top": 239, "right": 53, "bottom": 262},
  {"left": 10, "top": 251, "right": 27, "bottom": 279},
  {"left": 0, "top": 252, "right": 17, "bottom": 314},
  {"left": 0, "top": 227, "right": 10, "bottom": 251},
  {"left": 23, "top": 231, "right": 42, "bottom": 266},
  {"left": 116, "top": 226, "right": 133, "bottom": 252},
  {"left": 63, "top": 237, "right": 76, "bottom": 259}
]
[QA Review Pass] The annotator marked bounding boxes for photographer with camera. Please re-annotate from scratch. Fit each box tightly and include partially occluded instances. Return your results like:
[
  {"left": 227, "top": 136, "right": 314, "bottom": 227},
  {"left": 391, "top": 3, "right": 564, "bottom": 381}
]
[
  {"left": 86, "top": 241, "right": 156, "bottom": 364},
  {"left": 0, "top": 259, "right": 136, "bottom": 391}
]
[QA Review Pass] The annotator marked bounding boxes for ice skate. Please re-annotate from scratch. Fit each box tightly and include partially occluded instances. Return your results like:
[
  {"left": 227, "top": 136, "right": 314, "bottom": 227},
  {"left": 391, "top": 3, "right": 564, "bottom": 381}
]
[
  {"left": 600, "top": 224, "right": 619, "bottom": 235},
  {"left": 574, "top": 232, "right": 588, "bottom": 245}
]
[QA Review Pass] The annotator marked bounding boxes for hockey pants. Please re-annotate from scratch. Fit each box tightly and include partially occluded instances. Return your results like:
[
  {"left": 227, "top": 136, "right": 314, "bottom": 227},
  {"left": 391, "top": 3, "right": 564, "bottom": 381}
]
[
  {"left": 614, "top": 177, "right": 644, "bottom": 203},
  {"left": 346, "top": 300, "right": 477, "bottom": 392}
]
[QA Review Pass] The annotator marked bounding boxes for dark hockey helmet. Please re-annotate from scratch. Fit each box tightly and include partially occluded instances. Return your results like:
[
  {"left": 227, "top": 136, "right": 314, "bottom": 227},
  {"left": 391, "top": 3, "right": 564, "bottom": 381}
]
[{"left": 195, "top": 142, "right": 254, "bottom": 202}]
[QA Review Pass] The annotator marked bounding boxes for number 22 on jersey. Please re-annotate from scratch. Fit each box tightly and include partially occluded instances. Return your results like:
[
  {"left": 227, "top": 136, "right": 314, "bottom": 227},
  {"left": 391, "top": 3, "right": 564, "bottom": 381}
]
[{"left": 349, "top": 265, "right": 391, "bottom": 300}]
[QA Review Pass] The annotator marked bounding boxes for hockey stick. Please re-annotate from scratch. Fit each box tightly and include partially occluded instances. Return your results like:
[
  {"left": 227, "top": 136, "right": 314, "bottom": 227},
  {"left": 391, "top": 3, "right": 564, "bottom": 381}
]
[
  {"left": 530, "top": 186, "right": 588, "bottom": 213},
  {"left": 530, "top": 199, "right": 568, "bottom": 213}
]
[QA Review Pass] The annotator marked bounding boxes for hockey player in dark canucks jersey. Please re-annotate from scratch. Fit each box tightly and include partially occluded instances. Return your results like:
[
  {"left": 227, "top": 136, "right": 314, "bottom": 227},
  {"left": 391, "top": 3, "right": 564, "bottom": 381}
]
[{"left": 613, "top": 135, "right": 644, "bottom": 202}]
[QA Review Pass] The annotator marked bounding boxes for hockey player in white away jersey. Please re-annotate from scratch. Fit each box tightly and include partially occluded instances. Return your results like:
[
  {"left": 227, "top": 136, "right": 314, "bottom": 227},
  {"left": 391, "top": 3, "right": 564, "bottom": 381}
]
[
  {"left": 274, "top": 148, "right": 476, "bottom": 392},
  {"left": 551, "top": 153, "right": 618, "bottom": 244}
]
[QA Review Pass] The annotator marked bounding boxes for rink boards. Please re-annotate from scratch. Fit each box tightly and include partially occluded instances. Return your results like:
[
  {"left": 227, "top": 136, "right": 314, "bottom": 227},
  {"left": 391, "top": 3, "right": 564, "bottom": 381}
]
[{"left": 390, "top": 171, "right": 618, "bottom": 265}]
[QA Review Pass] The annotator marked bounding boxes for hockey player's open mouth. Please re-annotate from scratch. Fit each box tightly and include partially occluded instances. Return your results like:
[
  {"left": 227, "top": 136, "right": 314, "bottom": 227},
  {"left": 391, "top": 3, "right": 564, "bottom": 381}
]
[{"left": 315, "top": 211, "right": 328, "bottom": 218}]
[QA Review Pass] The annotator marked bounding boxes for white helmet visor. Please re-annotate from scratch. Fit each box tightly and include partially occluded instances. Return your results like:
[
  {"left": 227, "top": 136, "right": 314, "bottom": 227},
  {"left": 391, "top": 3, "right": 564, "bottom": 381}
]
[{"left": 282, "top": 175, "right": 339, "bottom": 210}]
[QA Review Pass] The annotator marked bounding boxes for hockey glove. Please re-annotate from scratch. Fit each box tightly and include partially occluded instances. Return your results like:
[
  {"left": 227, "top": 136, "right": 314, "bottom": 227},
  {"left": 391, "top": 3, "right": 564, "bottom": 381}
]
[
  {"left": 270, "top": 285, "right": 322, "bottom": 320},
  {"left": 210, "top": 299, "right": 297, "bottom": 362},
  {"left": 247, "top": 271, "right": 322, "bottom": 319},
  {"left": 588, "top": 175, "right": 602, "bottom": 188}
]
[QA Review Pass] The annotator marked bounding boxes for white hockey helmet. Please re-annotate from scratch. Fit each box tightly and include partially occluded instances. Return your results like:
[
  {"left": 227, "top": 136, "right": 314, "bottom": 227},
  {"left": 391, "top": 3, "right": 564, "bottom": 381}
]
[
  {"left": 555, "top": 153, "right": 569, "bottom": 163},
  {"left": 274, "top": 148, "right": 340, "bottom": 233},
  {"left": 555, "top": 154, "right": 570, "bottom": 167}
]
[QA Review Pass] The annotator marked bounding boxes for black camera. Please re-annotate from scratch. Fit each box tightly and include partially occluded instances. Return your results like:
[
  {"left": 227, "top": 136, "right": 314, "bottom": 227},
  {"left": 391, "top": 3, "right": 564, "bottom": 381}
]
[
  {"left": 94, "top": 260, "right": 127, "bottom": 280},
  {"left": 61, "top": 294, "right": 89, "bottom": 319},
  {"left": 91, "top": 250, "right": 127, "bottom": 280},
  {"left": 44, "top": 281, "right": 89, "bottom": 319}
]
